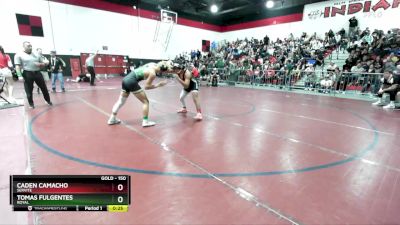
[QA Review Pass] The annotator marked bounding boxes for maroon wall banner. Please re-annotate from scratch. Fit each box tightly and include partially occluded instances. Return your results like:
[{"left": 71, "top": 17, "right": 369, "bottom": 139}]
[
  {"left": 16, "top": 14, "right": 44, "bottom": 37},
  {"left": 202, "top": 40, "right": 210, "bottom": 52}
]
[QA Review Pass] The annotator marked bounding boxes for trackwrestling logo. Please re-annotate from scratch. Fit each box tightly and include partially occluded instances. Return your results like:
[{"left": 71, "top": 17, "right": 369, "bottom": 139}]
[{"left": 307, "top": 9, "right": 324, "bottom": 20}]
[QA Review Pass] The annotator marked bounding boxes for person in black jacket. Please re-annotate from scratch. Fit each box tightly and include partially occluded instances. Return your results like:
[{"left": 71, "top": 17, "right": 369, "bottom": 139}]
[
  {"left": 49, "top": 50, "right": 66, "bottom": 92},
  {"left": 349, "top": 16, "right": 358, "bottom": 38}
]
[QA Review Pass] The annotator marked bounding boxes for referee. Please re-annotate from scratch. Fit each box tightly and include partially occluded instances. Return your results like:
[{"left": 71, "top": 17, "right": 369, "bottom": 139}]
[
  {"left": 85, "top": 51, "right": 98, "bottom": 86},
  {"left": 14, "top": 41, "right": 52, "bottom": 108}
]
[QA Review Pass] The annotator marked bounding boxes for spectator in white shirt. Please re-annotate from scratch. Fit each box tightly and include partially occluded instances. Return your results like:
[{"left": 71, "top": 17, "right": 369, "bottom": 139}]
[{"left": 326, "top": 62, "right": 338, "bottom": 73}]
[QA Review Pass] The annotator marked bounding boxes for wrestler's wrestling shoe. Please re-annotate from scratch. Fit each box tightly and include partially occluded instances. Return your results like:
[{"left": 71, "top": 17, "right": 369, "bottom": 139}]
[
  {"left": 142, "top": 120, "right": 156, "bottom": 127},
  {"left": 107, "top": 117, "right": 121, "bottom": 125},
  {"left": 194, "top": 113, "right": 203, "bottom": 121}
]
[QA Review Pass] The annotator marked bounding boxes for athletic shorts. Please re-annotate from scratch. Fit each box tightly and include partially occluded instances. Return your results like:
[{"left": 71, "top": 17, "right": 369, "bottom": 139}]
[
  {"left": 122, "top": 74, "right": 143, "bottom": 93},
  {"left": 0, "top": 68, "right": 12, "bottom": 77},
  {"left": 184, "top": 79, "right": 199, "bottom": 93}
]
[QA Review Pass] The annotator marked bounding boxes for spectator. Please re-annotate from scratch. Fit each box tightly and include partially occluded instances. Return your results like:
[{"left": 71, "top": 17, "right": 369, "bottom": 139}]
[
  {"left": 210, "top": 68, "right": 219, "bottom": 87},
  {"left": 326, "top": 62, "right": 338, "bottom": 73},
  {"left": 336, "top": 68, "right": 350, "bottom": 93},
  {"left": 362, "top": 31, "right": 373, "bottom": 45},
  {"left": 320, "top": 71, "right": 335, "bottom": 93},
  {"left": 284, "top": 59, "right": 294, "bottom": 86},
  {"left": 315, "top": 50, "right": 324, "bottom": 67},
  {"left": 0, "top": 45, "right": 15, "bottom": 103},
  {"left": 304, "top": 64, "right": 315, "bottom": 90},
  {"left": 49, "top": 50, "right": 66, "bottom": 93},
  {"left": 35, "top": 48, "right": 50, "bottom": 94},
  {"left": 196, "top": 49, "right": 201, "bottom": 59},
  {"left": 340, "top": 36, "right": 348, "bottom": 53},
  {"left": 191, "top": 64, "right": 199, "bottom": 79},
  {"left": 72, "top": 74, "right": 91, "bottom": 83},
  {"left": 335, "top": 32, "right": 342, "bottom": 47},
  {"left": 372, "top": 69, "right": 399, "bottom": 109},
  {"left": 361, "top": 64, "right": 380, "bottom": 94},
  {"left": 395, "top": 64, "right": 400, "bottom": 75},
  {"left": 339, "top": 28, "right": 346, "bottom": 37},
  {"left": 85, "top": 51, "right": 98, "bottom": 86},
  {"left": 328, "top": 29, "right": 335, "bottom": 40},
  {"left": 351, "top": 62, "right": 365, "bottom": 85}
]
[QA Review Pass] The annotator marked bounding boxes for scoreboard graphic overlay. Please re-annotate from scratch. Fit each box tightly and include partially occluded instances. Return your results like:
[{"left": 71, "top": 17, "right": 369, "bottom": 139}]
[{"left": 10, "top": 175, "right": 131, "bottom": 212}]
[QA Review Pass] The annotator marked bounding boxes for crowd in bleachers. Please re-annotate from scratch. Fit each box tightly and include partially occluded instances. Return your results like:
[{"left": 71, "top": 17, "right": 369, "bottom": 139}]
[
  {"left": 342, "top": 27, "right": 399, "bottom": 92},
  {"left": 176, "top": 28, "right": 340, "bottom": 81},
  {"left": 176, "top": 27, "right": 399, "bottom": 81},
  {"left": 174, "top": 23, "right": 400, "bottom": 108},
  {"left": 344, "top": 27, "right": 399, "bottom": 72}
]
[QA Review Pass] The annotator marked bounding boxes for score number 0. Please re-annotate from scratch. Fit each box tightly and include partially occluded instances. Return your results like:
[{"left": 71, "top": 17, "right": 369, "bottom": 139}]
[{"left": 116, "top": 183, "right": 125, "bottom": 203}]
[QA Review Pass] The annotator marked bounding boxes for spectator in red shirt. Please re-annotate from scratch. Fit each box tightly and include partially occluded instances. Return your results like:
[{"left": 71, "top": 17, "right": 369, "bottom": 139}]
[
  {"left": 191, "top": 64, "right": 199, "bottom": 78},
  {"left": 0, "top": 45, "right": 15, "bottom": 103}
]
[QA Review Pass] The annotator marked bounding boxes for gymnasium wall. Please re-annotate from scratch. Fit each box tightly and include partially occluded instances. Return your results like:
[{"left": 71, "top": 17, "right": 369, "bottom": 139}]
[
  {"left": 222, "top": 21, "right": 304, "bottom": 42},
  {"left": 0, "top": 0, "right": 220, "bottom": 59},
  {"left": 301, "top": 0, "right": 400, "bottom": 35},
  {"left": 223, "top": 0, "right": 400, "bottom": 41},
  {"left": 1, "top": 0, "right": 398, "bottom": 61}
]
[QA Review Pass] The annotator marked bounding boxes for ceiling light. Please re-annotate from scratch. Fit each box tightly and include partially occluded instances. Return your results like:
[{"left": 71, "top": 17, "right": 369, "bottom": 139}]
[
  {"left": 266, "top": 0, "right": 274, "bottom": 8},
  {"left": 210, "top": 4, "right": 218, "bottom": 13}
]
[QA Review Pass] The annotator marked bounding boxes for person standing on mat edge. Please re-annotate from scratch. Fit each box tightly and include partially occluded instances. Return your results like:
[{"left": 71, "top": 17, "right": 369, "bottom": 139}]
[
  {"left": 49, "top": 50, "right": 66, "bottom": 93},
  {"left": 14, "top": 41, "right": 52, "bottom": 109},
  {"left": 36, "top": 48, "right": 50, "bottom": 94},
  {"left": 173, "top": 63, "right": 203, "bottom": 120},
  {"left": 107, "top": 61, "right": 171, "bottom": 127},
  {"left": 0, "top": 45, "right": 16, "bottom": 103},
  {"left": 85, "top": 51, "right": 98, "bottom": 86}
]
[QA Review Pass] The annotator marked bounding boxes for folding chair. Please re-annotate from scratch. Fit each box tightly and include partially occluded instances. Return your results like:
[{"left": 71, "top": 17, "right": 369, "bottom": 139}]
[{"left": 0, "top": 76, "right": 11, "bottom": 104}]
